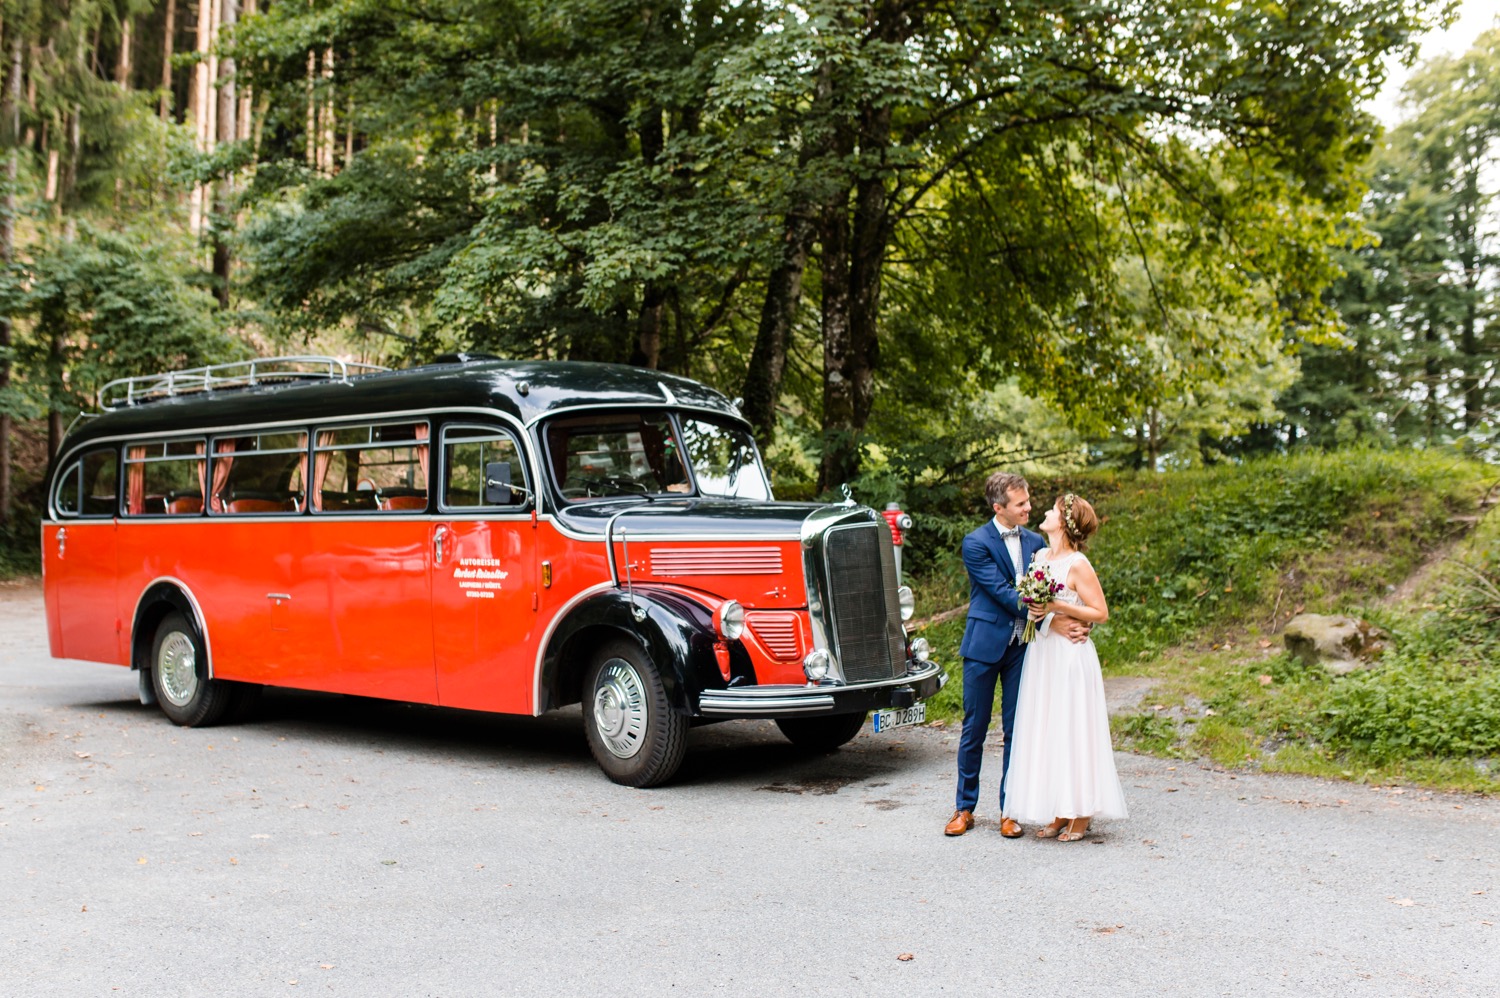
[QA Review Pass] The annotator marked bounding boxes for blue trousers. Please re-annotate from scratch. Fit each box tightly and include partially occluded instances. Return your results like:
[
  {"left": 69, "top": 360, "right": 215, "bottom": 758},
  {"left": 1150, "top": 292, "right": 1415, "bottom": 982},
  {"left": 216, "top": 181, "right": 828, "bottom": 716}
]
[{"left": 954, "top": 648, "right": 1025, "bottom": 813}]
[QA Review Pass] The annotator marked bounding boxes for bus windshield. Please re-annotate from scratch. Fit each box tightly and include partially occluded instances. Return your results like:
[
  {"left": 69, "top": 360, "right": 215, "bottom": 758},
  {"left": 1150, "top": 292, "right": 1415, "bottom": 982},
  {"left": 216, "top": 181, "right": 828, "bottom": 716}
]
[{"left": 545, "top": 413, "right": 692, "bottom": 500}]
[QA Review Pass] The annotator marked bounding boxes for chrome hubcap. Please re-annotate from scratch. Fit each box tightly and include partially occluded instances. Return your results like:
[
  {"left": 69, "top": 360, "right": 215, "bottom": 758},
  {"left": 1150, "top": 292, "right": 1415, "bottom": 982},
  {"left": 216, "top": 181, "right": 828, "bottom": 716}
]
[
  {"left": 157, "top": 631, "right": 198, "bottom": 707},
  {"left": 592, "top": 659, "right": 646, "bottom": 759}
]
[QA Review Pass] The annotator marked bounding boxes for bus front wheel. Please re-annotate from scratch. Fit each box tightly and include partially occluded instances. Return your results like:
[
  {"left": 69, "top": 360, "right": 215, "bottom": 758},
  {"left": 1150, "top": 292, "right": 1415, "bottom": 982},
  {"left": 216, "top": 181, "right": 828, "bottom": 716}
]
[
  {"left": 150, "top": 611, "right": 236, "bottom": 727},
  {"left": 582, "top": 640, "right": 687, "bottom": 788}
]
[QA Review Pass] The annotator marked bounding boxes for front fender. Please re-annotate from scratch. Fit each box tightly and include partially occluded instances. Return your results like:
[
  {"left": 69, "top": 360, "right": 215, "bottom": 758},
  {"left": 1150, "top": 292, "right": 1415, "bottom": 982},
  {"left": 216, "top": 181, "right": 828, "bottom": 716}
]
[{"left": 538, "top": 588, "right": 756, "bottom": 715}]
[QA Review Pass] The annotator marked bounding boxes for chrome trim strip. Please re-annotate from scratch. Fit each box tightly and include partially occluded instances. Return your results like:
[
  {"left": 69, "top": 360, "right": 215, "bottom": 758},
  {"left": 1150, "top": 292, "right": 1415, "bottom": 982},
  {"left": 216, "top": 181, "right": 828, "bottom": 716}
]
[
  {"left": 697, "top": 692, "right": 836, "bottom": 714},
  {"left": 696, "top": 661, "right": 942, "bottom": 715}
]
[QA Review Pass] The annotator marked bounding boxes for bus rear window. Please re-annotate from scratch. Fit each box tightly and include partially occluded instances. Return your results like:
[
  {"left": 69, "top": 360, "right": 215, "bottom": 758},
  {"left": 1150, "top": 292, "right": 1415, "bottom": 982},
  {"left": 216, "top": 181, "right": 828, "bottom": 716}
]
[{"left": 54, "top": 448, "right": 119, "bottom": 517}]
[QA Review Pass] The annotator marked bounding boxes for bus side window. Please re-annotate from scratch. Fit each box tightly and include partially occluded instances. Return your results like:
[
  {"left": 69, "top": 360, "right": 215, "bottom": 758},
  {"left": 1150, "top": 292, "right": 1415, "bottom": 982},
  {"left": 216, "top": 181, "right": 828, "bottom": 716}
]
[
  {"left": 211, "top": 431, "right": 308, "bottom": 514},
  {"left": 442, "top": 427, "right": 526, "bottom": 510},
  {"left": 123, "top": 440, "right": 205, "bottom": 516},
  {"left": 313, "top": 422, "right": 429, "bottom": 513}
]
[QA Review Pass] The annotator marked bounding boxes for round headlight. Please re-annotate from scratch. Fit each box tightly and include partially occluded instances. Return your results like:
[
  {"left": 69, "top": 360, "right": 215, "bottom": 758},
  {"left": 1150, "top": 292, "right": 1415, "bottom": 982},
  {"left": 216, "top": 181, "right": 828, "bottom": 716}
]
[
  {"left": 910, "top": 636, "right": 931, "bottom": 662},
  {"left": 803, "top": 648, "right": 831, "bottom": 682},
  {"left": 897, "top": 585, "right": 915, "bottom": 621},
  {"left": 714, "top": 600, "right": 745, "bottom": 641}
]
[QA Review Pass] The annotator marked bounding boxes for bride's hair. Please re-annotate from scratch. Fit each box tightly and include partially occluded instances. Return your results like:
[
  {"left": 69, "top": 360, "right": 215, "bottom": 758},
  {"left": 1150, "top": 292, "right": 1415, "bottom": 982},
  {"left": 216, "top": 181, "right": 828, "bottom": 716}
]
[{"left": 1058, "top": 493, "right": 1100, "bottom": 549}]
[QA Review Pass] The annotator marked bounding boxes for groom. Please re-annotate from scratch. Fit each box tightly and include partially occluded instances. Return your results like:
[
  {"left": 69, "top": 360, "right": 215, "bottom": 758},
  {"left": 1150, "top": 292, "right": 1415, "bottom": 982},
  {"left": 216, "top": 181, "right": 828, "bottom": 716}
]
[{"left": 945, "top": 472, "right": 1089, "bottom": 838}]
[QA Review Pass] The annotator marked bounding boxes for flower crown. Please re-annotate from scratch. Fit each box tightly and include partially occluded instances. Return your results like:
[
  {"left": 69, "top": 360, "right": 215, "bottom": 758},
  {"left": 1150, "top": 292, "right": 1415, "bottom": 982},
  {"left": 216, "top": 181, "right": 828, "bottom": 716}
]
[{"left": 1062, "top": 493, "right": 1082, "bottom": 541}]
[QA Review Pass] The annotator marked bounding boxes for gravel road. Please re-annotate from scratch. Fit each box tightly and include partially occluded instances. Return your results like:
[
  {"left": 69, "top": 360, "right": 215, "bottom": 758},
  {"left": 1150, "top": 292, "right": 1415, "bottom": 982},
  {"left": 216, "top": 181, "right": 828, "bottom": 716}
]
[{"left": 2, "top": 582, "right": 1496, "bottom": 996}]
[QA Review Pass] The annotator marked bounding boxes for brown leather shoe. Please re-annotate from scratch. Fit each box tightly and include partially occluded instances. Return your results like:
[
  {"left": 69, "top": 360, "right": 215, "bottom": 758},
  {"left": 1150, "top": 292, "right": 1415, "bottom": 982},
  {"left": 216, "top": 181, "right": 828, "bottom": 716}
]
[
  {"left": 999, "top": 817, "right": 1024, "bottom": 838},
  {"left": 944, "top": 810, "right": 975, "bottom": 836}
]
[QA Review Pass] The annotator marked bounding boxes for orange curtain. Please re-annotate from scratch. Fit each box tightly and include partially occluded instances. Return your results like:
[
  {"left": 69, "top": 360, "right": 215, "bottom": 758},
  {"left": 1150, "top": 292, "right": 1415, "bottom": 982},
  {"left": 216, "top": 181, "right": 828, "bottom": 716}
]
[
  {"left": 126, "top": 446, "right": 146, "bottom": 514},
  {"left": 415, "top": 423, "right": 429, "bottom": 482},
  {"left": 312, "top": 431, "right": 337, "bottom": 511},
  {"left": 210, "top": 439, "right": 236, "bottom": 512}
]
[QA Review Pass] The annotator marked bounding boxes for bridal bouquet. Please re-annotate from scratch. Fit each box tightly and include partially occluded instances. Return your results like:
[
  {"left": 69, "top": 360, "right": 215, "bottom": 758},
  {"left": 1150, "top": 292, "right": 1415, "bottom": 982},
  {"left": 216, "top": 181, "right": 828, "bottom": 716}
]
[{"left": 1016, "top": 564, "right": 1065, "bottom": 642}]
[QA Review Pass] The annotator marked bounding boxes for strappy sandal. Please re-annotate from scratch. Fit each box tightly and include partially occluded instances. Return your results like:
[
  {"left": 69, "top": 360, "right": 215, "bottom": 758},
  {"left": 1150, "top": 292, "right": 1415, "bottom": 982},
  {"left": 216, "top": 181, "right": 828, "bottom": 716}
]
[
  {"left": 1057, "top": 817, "right": 1091, "bottom": 842},
  {"left": 1036, "top": 818, "right": 1067, "bottom": 839}
]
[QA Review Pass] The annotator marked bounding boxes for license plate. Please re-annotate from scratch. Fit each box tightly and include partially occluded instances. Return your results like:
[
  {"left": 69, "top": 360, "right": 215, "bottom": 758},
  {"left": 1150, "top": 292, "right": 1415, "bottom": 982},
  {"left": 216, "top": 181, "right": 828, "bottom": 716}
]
[{"left": 872, "top": 703, "right": 925, "bottom": 733}]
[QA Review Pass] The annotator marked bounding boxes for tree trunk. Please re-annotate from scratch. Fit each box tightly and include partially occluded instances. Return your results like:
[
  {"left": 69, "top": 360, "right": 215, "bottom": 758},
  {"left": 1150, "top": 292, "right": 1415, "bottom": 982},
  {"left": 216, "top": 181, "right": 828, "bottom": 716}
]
[
  {"left": 187, "top": 0, "right": 217, "bottom": 236},
  {"left": 740, "top": 63, "right": 836, "bottom": 449},
  {"left": 160, "top": 0, "right": 177, "bottom": 119},
  {"left": 212, "top": 0, "right": 238, "bottom": 308},
  {"left": 740, "top": 210, "right": 816, "bottom": 449},
  {"left": 0, "top": 30, "right": 20, "bottom": 521},
  {"left": 818, "top": 186, "right": 855, "bottom": 492},
  {"left": 116, "top": 15, "right": 133, "bottom": 86}
]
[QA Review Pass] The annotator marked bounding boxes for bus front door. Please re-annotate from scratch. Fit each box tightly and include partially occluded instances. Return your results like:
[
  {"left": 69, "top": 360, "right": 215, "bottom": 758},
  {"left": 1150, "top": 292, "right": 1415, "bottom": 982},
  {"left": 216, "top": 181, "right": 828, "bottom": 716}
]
[{"left": 430, "top": 517, "right": 537, "bottom": 714}]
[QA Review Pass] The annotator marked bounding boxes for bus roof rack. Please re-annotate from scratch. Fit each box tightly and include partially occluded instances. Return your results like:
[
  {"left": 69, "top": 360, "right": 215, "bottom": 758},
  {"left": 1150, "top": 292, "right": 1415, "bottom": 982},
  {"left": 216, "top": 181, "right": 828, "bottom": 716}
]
[{"left": 98, "top": 356, "right": 390, "bottom": 410}]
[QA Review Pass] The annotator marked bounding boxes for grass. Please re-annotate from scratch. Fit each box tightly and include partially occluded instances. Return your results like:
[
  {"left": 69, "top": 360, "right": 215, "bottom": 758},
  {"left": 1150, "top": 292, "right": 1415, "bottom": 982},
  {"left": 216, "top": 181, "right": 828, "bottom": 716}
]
[{"left": 907, "top": 448, "right": 1500, "bottom": 794}]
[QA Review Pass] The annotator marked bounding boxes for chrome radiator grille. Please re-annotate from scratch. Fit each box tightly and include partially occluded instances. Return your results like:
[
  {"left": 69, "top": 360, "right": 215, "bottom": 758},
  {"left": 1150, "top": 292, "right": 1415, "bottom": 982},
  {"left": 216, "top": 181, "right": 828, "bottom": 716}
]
[{"left": 823, "top": 523, "right": 905, "bottom": 683}]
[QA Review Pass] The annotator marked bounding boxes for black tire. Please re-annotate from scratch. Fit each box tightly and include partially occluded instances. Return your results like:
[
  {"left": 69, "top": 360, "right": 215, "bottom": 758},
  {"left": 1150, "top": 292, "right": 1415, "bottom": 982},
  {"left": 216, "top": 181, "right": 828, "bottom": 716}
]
[
  {"left": 149, "top": 611, "right": 236, "bottom": 727},
  {"left": 776, "top": 711, "right": 868, "bottom": 752},
  {"left": 582, "top": 640, "right": 688, "bottom": 788}
]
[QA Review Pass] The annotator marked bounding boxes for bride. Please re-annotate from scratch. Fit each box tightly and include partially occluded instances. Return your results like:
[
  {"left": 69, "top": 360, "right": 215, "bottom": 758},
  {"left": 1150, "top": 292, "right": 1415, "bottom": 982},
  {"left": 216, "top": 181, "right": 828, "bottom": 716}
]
[{"left": 1002, "top": 493, "right": 1128, "bottom": 841}]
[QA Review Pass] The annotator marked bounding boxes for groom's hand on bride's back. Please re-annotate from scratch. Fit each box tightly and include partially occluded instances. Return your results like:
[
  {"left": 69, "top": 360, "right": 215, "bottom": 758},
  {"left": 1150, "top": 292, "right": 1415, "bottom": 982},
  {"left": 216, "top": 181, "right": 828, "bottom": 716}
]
[{"left": 1059, "top": 618, "right": 1092, "bottom": 644}]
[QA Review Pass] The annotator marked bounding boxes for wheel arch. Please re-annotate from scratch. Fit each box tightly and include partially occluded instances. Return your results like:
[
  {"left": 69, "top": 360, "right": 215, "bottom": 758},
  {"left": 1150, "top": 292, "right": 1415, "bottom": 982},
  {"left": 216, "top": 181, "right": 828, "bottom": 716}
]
[
  {"left": 130, "top": 579, "right": 213, "bottom": 679},
  {"left": 538, "top": 588, "right": 742, "bottom": 715}
]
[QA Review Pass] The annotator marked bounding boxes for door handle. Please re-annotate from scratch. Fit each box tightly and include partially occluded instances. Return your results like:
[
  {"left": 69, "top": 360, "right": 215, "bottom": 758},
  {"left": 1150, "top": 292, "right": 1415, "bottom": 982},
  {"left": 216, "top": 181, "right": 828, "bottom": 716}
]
[
  {"left": 56, "top": 527, "right": 66, "bottom": 559},
  {"left": 433, "top": 525, "right": 450, "bottom": 566}
]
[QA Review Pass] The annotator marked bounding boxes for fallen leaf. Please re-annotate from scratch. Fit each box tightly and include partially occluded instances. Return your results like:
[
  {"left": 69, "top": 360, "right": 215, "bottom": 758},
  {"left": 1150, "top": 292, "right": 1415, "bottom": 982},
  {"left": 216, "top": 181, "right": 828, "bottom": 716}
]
[
  {"left": 229, "top": 858, "right": 238, "bottom": 865},
  {"left": 1391, "top": 898, "right": 1416, "bottom": 907},
  {"left": 33, "top": 785, "right": 45, "bottom": 792},
  {"left": 74, "top": 751, "right": 91, "bottom": 759},
  {"left": 381, "top": 860, "right": 397, "bottom": 866},
  {"left": 1094, "top": 927, "right": 1116, "bottom": 934},
  {"left": 1257, "top": 674, "right": 1273, "bottom": 685},
  {"left": 319, "top": 965, "right": 334, "bottom": 970},
  {"left": 81, "top": 905, "right": 87, "bottom": 912},
  {"left": 136, "top": 857, "right": 147, "bottom": 865},
  {"left": 1257, "top": 640, "right": 1272, "bottom": 649},
  {"left": 896, "top": 953, "right": 914, "bottom": 962},
  {"left": 1163, "top": 788, "right": 1179, "bottom": 793}
]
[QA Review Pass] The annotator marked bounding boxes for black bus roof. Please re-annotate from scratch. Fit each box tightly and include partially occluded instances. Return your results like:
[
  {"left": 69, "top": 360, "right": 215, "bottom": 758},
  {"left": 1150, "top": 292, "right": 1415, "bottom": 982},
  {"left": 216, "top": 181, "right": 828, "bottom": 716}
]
[{"left": 61, "top": 358, "right": 744, "bottom": 453}]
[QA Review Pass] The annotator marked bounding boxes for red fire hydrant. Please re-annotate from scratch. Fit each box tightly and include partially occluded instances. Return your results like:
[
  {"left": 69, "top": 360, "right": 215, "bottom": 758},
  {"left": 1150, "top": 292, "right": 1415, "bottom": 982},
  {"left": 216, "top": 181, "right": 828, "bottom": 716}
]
[{"left": 883, "top": 502, "right": 913, "bottom": 583}]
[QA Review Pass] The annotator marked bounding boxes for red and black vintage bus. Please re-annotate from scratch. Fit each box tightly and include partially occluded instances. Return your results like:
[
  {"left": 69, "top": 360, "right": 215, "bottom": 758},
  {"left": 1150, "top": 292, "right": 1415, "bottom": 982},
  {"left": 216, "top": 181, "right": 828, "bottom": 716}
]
[{"left": 42, "top": 355, "right": 941, "bottom": 785}]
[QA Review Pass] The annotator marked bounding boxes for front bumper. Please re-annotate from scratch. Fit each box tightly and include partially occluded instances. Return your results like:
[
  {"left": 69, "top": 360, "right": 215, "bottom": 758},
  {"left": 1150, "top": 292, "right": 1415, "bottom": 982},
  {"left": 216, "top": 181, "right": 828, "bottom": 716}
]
[{"left": 696, "top": 659, "right": 945, "bottom": 717}]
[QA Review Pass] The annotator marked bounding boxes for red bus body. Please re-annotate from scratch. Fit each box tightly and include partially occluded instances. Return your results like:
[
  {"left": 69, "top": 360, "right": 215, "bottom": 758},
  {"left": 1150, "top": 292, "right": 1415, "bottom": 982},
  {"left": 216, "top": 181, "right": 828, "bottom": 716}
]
[{"left": 42, "top": 357, "right": 942, "bottom": 785}]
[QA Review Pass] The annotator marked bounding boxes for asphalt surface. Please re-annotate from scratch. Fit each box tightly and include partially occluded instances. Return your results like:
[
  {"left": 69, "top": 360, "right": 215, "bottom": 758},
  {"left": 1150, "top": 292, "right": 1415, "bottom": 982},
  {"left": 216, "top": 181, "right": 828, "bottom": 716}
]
[{"left": 2, "top": 581, "right": 1496, "bottom": 997}]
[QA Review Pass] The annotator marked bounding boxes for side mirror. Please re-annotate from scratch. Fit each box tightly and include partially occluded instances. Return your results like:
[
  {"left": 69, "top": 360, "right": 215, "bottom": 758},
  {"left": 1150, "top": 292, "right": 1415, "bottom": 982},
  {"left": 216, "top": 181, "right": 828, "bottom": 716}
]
[{"left": 485, "top": 462, "right": 524, "bottom": 506}]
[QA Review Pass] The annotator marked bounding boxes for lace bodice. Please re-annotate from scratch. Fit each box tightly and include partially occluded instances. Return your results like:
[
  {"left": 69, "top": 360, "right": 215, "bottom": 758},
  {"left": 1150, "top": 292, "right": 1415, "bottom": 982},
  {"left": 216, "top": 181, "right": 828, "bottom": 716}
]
[{"left": 1035, "top": 549, "right": 1087, "bottom": 607}]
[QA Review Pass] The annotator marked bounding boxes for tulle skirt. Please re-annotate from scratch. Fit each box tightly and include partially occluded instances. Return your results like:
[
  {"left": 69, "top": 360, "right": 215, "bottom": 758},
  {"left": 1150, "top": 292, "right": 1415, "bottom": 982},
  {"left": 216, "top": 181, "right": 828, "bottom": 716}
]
[{"left": 1002, "top": 631, "right": 1128, "bottom": 824}]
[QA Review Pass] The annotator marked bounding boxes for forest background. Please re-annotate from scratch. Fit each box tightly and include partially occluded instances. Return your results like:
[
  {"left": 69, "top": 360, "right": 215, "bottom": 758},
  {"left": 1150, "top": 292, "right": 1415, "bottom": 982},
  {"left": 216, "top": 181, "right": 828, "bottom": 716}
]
[
  {"left": 0, "top": 0, "right": 1497, "bottom": 787},
  {"left": 0, "top": 0, "right": 1495, "bottom": 526}
]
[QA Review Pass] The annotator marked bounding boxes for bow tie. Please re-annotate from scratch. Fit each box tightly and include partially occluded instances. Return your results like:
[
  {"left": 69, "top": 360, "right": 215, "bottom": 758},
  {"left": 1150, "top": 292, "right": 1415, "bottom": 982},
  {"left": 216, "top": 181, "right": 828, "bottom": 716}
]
[{"left": 998, "top": 527, "right": 1020, "bottom": 539}]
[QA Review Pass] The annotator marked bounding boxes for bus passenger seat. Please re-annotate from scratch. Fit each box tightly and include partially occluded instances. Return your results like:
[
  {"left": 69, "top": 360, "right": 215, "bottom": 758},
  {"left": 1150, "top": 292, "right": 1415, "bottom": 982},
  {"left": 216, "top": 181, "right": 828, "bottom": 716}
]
[
  {"left": 381, "top": 495, "right": 427, "bottom": 511},
  {"left": 228, "top": 498, "right": 285, "bottom": 514},
  {"left": 167, "top": 496, "right": 203, "bottom": 514}
]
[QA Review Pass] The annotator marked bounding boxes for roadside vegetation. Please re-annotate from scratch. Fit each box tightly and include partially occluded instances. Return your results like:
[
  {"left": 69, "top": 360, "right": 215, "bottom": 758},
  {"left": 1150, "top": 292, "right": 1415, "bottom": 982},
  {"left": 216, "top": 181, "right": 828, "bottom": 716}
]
[{"left": 908, "top": 448, "right": 1500, "bottom": 794}]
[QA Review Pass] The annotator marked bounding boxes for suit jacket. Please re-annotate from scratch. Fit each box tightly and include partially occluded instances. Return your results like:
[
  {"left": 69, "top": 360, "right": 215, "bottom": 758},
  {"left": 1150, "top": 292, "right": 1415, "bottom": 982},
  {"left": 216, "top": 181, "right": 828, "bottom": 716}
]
[{"left": 958, "top": 520, "right": 1046, "bottom": 664}]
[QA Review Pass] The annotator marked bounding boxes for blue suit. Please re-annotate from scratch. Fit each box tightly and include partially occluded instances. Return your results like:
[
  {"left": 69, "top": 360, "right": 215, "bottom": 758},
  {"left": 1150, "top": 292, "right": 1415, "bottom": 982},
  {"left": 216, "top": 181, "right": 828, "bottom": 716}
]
[{"left": 954, "top": 520, "right": 1046, "bottom": 814}]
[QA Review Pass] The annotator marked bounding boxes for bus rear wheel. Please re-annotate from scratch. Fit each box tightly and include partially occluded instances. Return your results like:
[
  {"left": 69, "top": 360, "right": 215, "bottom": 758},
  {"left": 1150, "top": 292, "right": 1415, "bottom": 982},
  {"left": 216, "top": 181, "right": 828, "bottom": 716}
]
[
  {"left": 776, "top": 711, "right": 868, "bottom": 752},
  {"left": 150, "top": 611, "right": 237, "bottom": 727},
  {"left": 582, "top": 640, "right": 687, "bottom": 788}
]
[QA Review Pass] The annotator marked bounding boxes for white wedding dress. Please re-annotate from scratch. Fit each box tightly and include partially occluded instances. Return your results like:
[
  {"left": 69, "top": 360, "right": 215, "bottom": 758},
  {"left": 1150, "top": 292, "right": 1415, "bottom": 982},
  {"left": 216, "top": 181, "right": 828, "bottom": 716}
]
[{"left": 1003, "top": 550, "right": 1129, "bottom": 825}]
